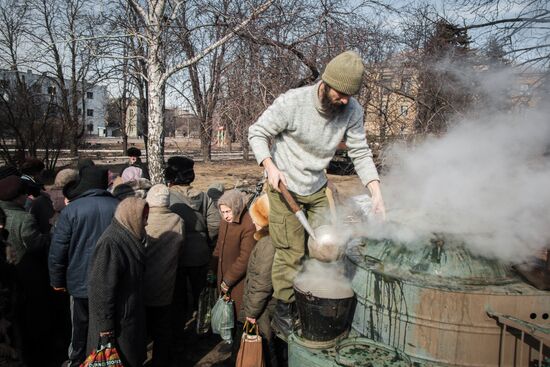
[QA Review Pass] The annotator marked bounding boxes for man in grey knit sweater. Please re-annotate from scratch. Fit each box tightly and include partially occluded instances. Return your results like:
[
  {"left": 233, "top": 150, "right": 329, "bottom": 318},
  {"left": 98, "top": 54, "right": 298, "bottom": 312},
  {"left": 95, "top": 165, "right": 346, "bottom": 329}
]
[{"left": 248, "top": 50, "right": 385, "bottom": 339}]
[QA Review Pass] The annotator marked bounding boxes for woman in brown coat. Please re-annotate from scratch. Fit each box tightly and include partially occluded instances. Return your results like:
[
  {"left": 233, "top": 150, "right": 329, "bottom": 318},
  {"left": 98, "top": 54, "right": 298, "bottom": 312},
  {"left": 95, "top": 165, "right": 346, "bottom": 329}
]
[{"left": 212, "top": 189, "right": 256, "bottom": 322}]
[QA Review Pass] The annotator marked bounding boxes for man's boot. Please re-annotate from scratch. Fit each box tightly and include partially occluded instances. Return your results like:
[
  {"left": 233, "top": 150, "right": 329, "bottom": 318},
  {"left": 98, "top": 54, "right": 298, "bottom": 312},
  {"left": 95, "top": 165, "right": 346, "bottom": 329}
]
[{"left": 271, "top": 300, "right": 297, "bottom": 342}]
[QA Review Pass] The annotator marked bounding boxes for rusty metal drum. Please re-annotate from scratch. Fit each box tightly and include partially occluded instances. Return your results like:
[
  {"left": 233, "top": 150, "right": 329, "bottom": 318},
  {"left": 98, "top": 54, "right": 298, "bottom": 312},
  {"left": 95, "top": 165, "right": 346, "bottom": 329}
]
[{"left": 346, "top": 236, "right": 550, "bottom": 366}]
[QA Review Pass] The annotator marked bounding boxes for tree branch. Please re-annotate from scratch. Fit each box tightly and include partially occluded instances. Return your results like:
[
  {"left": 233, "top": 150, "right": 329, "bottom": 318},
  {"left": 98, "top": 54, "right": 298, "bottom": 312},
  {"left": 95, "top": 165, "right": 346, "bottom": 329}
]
[{"left": 162, "top": 0, "right": 274, "bottom": 84}]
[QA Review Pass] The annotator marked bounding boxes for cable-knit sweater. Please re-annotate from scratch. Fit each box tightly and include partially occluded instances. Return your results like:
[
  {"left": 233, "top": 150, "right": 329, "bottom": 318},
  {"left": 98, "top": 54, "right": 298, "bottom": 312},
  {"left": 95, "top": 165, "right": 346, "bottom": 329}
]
[{"left": 248, "top": 81, "right": 379, "bottom": 195}]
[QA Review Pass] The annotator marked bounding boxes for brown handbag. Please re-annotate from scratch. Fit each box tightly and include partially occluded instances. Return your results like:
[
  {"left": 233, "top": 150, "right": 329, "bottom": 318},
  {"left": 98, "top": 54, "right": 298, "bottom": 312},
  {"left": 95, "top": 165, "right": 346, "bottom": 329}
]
[{"left": 235, "top": 321, "right": 265, "bottom": 367}]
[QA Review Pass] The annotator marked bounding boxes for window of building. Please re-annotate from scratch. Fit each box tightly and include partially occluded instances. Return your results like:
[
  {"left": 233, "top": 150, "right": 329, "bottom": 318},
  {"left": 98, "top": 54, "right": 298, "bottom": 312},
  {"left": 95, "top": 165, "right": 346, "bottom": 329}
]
[
  {"left": 0, "top": 80, "right": 9, "bottom": 89},
  {"left": 47, "top": 86, "right": 56, "bottom": 95},
  {"left": 87, "top": 91, "right": 94, "bottom": 99},
  {"left": 87, "top": 123, "right": 94, "bottom": 132},
  {"left": 87, "top": 109, "right": 94, "bottom": 117}
]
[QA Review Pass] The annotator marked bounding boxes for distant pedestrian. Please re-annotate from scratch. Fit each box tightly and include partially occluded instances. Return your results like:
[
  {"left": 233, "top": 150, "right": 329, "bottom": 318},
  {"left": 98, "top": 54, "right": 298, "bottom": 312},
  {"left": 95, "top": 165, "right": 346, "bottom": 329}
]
[
  {"left": 87, "top": 197, "right": 149, "bottom": 367},
  {"left": 120, "top": 147, "right": 149, "bottom": 180}
]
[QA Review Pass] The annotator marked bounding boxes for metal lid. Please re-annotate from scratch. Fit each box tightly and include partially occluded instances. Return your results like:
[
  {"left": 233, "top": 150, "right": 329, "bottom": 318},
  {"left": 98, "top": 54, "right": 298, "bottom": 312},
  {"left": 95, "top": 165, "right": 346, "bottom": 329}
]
[{"left": 346, "top": 235, "right": 516, "bottom": 286}]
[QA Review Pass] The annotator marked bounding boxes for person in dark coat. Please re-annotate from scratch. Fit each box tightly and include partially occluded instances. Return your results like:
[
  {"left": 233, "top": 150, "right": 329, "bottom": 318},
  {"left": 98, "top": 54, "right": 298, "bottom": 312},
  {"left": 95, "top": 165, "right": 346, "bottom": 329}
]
[
  {"left": 164, "top": 156, "right": 220, "bottom": 330},
  {"left": 242, "top": 193, "right": 279, "bottom": 366},
  {"left": 49, "top": 166, "right": 119, "bottom": 367},
  {"left": 87, "top": 197, "right": 149, "bottom": 367},
  {"left": 120, "top": 147, "right": 149, "bottom": 180},
  {"left": 20, "top": 158, "right": 55, "bottom": 234},
  {"left": 212, "top": 189, "right": 257, "bottom": 323},
  {"left": 0, "top": 176, "right": 52, "bottom": 366},
  {"left": 144, "top": 184, "right": 184, "bottom": 367}
]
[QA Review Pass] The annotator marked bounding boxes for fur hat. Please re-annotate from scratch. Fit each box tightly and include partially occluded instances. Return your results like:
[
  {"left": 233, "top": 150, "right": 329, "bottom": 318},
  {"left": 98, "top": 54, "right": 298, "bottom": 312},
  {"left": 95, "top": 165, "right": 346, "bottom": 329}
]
[
  {"left": 249, "top": 193, "right": 269, "bottom": 228},
  {"left": 0, "top": 176, "right": 27, "bottom": 201},
  {"left": 21, "top": 158, "right": 45, "bottom": 176},
  {"left": 164, "top": 156, "right": 195, "bottom": 185},
  {"left": 54, "top": 168, "right": 79, "bottom": 189},
  {"left": 321, "top": 51, "right": 364, "bottom": 95},
  {"left": 146, "top": 184, "right": 170, "bottom": 208},
  {"left": 127, "top": 147, "right": 141, "bottom": 157}
]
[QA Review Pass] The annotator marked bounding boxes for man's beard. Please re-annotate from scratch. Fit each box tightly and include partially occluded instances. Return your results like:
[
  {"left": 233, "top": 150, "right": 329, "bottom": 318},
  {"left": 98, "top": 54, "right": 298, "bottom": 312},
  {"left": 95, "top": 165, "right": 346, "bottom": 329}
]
[{"left": 320, "top": 85, "right": 347, "bottom": 116}]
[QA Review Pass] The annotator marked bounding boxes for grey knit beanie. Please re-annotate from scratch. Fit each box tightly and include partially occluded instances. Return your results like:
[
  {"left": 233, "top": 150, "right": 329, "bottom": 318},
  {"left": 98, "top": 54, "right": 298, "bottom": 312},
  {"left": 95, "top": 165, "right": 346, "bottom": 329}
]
[
  {"left": 146, "top": 183, "right": 170, "bottom": 207},
  {"left": 321, "top": 51, "right": 364, "bottom": 95}
]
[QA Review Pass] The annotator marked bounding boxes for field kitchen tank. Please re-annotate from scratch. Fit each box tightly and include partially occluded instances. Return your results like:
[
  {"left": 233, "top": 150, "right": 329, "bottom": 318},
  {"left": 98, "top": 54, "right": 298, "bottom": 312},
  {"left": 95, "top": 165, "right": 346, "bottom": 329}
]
[{"left": 346, "top": 234, "right": 550, "bottom": 366}]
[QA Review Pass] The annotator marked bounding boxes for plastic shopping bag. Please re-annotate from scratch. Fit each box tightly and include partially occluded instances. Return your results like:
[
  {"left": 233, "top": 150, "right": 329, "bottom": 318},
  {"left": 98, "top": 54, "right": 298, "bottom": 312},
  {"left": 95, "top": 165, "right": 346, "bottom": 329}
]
[
  {"left": 211, "top": 296, "right": 234, "bottom": 344},
  {"left": 196, "top": 274, "right": 218, "bottom": 335},
  {"left": 80, "top": 337, "right": 124, "bottom": 367}
]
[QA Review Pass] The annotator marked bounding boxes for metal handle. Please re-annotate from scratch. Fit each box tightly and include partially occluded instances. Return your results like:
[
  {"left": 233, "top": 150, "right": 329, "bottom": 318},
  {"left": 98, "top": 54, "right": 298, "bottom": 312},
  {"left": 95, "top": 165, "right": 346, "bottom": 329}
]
[{"left": 278, "top": 181, "right": 301, "bottom": 213}]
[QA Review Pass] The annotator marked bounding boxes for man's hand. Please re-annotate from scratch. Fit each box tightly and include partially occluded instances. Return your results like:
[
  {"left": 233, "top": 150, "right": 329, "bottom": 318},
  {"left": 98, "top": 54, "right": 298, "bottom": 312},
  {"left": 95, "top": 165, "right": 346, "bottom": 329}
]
[
  {"left": 366, "top": 180, "right": 386, "bottom": 220},
  {"left": 246, "top": 317, "right": 256, "bottom": 324},
  {"left": 262, "top": 158, "right": 287, "bottom": 192},
  {"left": 53, "top": 287, "right": 66, "bottom": 292}
]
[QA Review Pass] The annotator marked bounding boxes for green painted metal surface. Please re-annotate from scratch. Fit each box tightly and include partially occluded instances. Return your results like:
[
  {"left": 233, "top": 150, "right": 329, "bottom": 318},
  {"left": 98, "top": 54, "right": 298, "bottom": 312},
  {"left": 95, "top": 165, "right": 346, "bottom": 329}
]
[
  {"left": 345, "top": 237, "right": 550, "bottom": 366},
  {"left": 288, "top": 333, "right": 414, "bottom": 367}
]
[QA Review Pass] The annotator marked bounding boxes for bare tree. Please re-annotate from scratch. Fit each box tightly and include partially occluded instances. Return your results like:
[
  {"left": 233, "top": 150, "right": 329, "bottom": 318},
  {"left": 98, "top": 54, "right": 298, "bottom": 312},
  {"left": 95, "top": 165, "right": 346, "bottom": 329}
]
[
  {"left": 119, "top": 0, "right": 274, "bottom": 183},
  {"left": 28, "top": 0, "right": 107, "bottom": 155},
  {"left": 455, "top": 0, "right": 550, "bottom": 68}
]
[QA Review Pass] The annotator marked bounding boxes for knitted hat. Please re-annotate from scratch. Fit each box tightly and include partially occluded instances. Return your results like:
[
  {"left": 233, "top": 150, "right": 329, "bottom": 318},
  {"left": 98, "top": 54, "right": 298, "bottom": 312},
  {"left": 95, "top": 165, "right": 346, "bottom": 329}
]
[
  {"left": 164, "top": 156, "right": 195, "bottom": 185},
  {"left": 54, "top": 168, "right": 79, "bottom": 189},
  {"left": 321, "top": 51, "right": 364, "bottom": 95},
  {"left": 62, "top": 180, "right": 79, "bottom": 200},
  {"left": 77, "top": 159, "right": 96, "bottom": 171},
  {"left": 127, "top": 147, "right": 141, "bottom": 157},
  {"left": 249, "top": 193, "right": 269, "bottom": 228},
  {"left": 69, "top": 166, "right": 109, "bottom": 199},
  {"left": 0, "top": 176, "right": 27, "bottom": 201},
  {"left": 146, "top": 184, "right": 170, "bottom": 208}
]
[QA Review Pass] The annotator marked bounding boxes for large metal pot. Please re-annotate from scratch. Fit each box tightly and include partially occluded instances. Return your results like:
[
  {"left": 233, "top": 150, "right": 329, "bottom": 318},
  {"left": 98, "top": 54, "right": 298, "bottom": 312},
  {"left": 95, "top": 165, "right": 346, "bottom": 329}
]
[{"left": 294, "top": 284, "right": 355, "bottom": 342}]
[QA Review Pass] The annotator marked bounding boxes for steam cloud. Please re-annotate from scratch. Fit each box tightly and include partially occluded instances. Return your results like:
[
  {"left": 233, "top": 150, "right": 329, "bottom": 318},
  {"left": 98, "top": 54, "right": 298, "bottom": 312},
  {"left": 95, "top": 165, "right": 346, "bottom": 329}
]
[{"left": 364, "top": 65, "right": 550, "bottom": 263}]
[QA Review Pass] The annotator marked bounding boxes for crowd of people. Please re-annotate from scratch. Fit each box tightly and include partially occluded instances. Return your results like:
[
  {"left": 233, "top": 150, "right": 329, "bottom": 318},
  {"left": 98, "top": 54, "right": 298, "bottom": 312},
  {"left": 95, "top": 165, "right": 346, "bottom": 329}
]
[
  {"left": 0, "top": 50, "right": 384, "bottom": 367},
  {"left": 0, "top": 152, "right": 281, "bottom": 367}
]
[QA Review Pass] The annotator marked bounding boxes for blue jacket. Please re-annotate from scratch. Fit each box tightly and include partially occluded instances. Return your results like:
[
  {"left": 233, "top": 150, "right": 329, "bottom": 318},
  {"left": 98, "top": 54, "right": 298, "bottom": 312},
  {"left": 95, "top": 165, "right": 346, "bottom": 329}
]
[{"left": 48, "top": 189, "right": 119, "bottom": 298}]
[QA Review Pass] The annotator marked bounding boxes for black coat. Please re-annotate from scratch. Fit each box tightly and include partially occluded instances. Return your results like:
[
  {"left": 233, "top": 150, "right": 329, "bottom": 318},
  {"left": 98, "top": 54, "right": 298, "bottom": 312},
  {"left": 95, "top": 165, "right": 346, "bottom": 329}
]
[
  {"left": 49, "top": 189, "right": 119, "bottom": 297},
  {"left": 87, "top": 219, "right": 147, "bottom": 367}
]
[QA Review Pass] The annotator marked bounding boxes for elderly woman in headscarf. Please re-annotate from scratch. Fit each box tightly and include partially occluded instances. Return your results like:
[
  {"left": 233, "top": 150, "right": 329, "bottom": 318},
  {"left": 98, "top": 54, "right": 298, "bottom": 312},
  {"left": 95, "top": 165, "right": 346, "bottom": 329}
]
[
  {"left": 212, "top": 189, "right": 257, "bottom": 326},
  {"left": 87, "top": 197, "right": 149, "bottom": 367}
]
